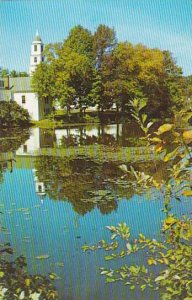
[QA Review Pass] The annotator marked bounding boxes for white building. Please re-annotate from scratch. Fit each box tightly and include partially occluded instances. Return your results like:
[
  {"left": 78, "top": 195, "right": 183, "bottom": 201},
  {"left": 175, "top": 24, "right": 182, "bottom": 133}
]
[{"left": 0, "top": 32, "right": 51, "bottom": 121}]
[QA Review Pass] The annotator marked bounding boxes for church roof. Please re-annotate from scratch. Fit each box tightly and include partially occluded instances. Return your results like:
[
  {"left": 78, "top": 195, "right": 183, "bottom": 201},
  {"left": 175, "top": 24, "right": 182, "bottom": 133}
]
[
  {"left": 34, "top": 31, "right": 42, "bottom": 42},
  {"left": 9, "top": 77, "right": 33, "bottom": 93},
  {"left": 34, "top": 35, "right": 42, "bottom": 42}
]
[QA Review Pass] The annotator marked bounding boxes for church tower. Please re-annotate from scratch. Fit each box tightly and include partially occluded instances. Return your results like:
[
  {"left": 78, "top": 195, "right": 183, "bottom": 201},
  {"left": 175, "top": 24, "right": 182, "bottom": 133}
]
[{"left": 29, "top": 31, "right": 44, "bottom": 75}]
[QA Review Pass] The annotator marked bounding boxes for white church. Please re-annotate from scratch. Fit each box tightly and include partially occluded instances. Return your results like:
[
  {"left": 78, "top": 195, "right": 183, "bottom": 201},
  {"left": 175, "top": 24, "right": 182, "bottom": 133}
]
[{"left": 0, "top": 31, "right": 51, "bottom": 121}]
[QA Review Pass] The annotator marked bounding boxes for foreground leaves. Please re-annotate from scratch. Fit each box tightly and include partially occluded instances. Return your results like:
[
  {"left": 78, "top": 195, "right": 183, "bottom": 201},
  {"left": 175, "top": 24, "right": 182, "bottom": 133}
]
[
  {"left": 0, "top": 243, "right": 58, "bottom": 299},
  {"left": 83, "top": 101, "right": 192, "bottom": 300},
  {"left": 83, "top": 219, "right": 192, "bottom": 299}
]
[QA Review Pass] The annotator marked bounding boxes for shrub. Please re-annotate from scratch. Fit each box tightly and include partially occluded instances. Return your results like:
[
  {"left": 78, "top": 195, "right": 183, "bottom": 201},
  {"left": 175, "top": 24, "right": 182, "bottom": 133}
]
[{"left": 0, "top": 101, "right": 30, "bottom": 127}]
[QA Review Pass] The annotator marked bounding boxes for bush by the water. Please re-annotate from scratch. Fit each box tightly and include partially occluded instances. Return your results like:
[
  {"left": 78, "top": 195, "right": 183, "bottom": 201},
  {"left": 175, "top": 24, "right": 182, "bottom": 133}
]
[{"left": 0, "top": 101, "right": 30, "bottom": 127}]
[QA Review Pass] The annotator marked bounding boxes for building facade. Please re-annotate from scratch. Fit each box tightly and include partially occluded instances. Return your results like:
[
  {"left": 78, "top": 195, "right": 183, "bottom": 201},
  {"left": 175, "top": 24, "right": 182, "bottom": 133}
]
[{"left": 0, "top": 32, "right": 51, "bottom": 121}]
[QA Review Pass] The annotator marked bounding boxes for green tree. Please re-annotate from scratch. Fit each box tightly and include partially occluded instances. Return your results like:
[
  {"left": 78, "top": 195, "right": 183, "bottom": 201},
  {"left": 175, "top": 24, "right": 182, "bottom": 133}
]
[
  {"left": 0, "top": 69, "right": 29, "bottom": 78},
  {"left": 93, "top": 24, "right": 117, "bottom": 68},
  {"left": 32, "top": 25, "right": 186, "bottom": 118},
  {"left": 1, "top": 69, "right": 9, "bottom": 78},
  {"left": 100, "top": 42, "right": 143, "bottom": 112},
  {"left": 0, "top": 102, "right": 30, "bottom": 127},
  {"left": 54, "top": 46, "right": 93, "bottom": 113},
  {"left": 99, "top": 42, "right": 184, "bottom": 116},
  {"left": 88, "top": 70, "right": 104, "bottom": 110},
  {"left": 161, "top": 50, "right": 185, "bottom": 113},
  {"left": 63, "top": 25, "right": 93, "bottom": 60},
  {"left": 32, "top": 62, "right": 55, "bottom": 108}
]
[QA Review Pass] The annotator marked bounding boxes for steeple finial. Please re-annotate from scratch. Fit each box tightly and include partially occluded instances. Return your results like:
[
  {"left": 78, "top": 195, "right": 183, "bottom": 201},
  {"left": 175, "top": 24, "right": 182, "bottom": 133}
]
[{"left": 33, "top": 30, "right": 42, "bottom": 42}]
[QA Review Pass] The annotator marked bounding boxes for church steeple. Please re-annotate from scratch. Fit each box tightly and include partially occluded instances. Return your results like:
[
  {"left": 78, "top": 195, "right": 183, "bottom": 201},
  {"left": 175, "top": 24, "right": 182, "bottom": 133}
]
[{"left": 29, "top": 31, "right": 44, "bottom": 75}]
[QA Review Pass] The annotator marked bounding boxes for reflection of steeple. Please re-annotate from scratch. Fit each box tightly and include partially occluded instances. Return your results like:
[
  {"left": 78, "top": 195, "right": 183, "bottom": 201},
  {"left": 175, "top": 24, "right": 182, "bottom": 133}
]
[
  {"left": 32, "top": 169, "right": 46, "bottom": 204},
  {"left": 0, "top": 157, "right": 16, "bottom": 173}
]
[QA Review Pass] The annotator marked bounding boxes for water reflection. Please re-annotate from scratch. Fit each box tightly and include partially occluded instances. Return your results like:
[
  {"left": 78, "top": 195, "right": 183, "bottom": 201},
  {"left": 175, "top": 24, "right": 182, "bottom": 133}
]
[
  {"left": 34, "top": 155, "right": 167, "bottom": 215},
  {"left": 16, "top": 128, "right": 55, "bottom": 155},
  {"left": 34, "top": 156, "right": 120, "bottom": 214},
  {"left": 13, "top": 124, "right": 144, "bottom": 157},
  {"left": 0, "top": 123, "right": 173, "bottom": 300},
  {"left": 55, "top": 123, "right": 144, "bottom": 147},
  {"left": 0, "top": 128, "right": 30, "bottom": 181},
  {"left": 0, "top": 128, "right": 30, "bottom": 153},
  {"left": 0, "top": 124, "right": 164, "bottom": 215}
]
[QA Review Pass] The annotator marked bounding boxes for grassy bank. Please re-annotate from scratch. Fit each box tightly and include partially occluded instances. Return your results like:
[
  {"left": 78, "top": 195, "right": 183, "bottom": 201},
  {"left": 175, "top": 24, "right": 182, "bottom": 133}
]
[{"left": 31, "top": 110, "right": 131, "bottom": 128}]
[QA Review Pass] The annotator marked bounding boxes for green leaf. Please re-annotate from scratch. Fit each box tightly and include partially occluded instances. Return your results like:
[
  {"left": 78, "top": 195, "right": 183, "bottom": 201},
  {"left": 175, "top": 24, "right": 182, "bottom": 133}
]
[
  {"left": 104, "top": 255, "right": 114, "bottom": 261},
  {"left": 141, "top": 284, "right": 146, "bottom": 291},
  {"left": 155, "top": 124, "right": 174, "bottom": 135},
  {"left": 126, "top": 243, "right": 132, "bottom": 252},
  {"left": 155, "top": 275, "right": 166, "bottom": 282},
  {"left": 163, "top": 148, "right": 179, "bottom": 162},
  {"left": 141, "top": 114, "right": 147, "bottom": 124},
  {"left": 49, "top": 272, "right": 58, "bottom": 280},
  {"left": 183, "top": 130, "right": 192, "bottom": 140},
  {"left": 35, "top": 255, "right": 50, "bottom": 260},
  {"left": 106, "top": 277, "right": 116, "bottom": 283}
]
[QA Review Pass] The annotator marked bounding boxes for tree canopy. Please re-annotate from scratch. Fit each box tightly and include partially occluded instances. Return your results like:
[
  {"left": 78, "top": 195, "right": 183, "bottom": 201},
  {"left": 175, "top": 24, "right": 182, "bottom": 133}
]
[
  {"left": 0, "top": 69, "right": 28, "bottom": 78},
  {"left": 0, "top": 102, "right": 30, "bottom": 127},
  {"left": 32, "top": 24, "right": 186, "bottom": 118}
]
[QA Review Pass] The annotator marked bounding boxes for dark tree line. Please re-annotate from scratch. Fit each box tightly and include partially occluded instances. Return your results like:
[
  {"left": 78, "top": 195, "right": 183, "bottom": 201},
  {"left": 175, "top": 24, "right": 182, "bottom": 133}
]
[{"left": 1, "top": 69, "right": 28, "bottom": 78}]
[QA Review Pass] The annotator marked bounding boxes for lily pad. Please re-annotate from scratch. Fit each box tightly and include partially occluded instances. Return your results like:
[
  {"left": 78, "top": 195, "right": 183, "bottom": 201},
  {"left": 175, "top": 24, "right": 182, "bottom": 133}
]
[
  {"left": 55, "top": 262, "right": 64, "bottom": 267},
  {"left": 35, "top": 255, "right": 50, "bottom": 260}
]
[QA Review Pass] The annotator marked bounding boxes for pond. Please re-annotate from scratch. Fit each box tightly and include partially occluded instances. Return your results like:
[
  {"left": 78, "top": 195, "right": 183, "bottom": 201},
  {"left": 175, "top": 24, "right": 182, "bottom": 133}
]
[{"left": 0, "top": 124, "right": 191, "bottom": 299}]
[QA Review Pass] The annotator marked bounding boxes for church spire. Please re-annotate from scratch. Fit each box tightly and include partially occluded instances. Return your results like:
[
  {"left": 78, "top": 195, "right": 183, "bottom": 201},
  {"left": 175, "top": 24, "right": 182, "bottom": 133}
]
[{"left": 29, "top": 31, "right": 44, "bottom": 75}]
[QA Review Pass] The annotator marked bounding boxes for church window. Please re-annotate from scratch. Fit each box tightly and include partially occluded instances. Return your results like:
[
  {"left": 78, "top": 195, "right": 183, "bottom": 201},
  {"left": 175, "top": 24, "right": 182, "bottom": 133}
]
[
  {"left": 34, "top": 45, "right": 37, "bottom": 51},
  {"left": 34, "top": 57, "right": 37, "bottom": 63},
  {"left": 22, "top": 95, "right": 26, "bottom": 104},
  {"left": 38, "top": 185, "right": 42, "bottom": 193},
  {"left": 41, "top": 45, "right": 43, "bottom": 52},
  {"left": 23, "top": 145, "right": 27, "bottom": 153}
]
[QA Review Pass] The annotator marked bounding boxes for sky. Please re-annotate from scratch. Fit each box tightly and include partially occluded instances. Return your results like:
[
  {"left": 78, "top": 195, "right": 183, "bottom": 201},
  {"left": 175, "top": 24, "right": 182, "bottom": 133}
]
[{"left": 0, "top": 0, "right": 192, "bottom": 75}]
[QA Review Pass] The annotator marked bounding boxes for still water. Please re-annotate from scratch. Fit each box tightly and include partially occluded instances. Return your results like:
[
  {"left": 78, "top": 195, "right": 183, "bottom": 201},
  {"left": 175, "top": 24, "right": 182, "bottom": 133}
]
[{"left": 0, "top": 124, "right": 191, "bottom": 299}]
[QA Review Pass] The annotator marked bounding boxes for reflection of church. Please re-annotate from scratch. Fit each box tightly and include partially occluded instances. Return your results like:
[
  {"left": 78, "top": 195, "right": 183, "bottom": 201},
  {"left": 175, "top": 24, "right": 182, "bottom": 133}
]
[
  {"left": 0, "top": 158, "right": 16, "bottom": 173},
  {"left": 15, "top": 124, "right": 123, "bottom": 153},
  {"left": 32, "top": 169, "right": 46, "bottom": 204},
  {"left": 16, "top": 127, "right": 55, "bottom": 155}
]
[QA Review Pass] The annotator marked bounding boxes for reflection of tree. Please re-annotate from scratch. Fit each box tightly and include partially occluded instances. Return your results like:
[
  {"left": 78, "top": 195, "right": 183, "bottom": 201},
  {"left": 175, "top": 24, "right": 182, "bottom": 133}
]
[
  {"left": 60, "top": 133, "right": 117, "bottom": 147},
  {"left": 97, "top": 199, "right": 118, "bottom": 215},
  {"left": 34, "top": 155, "right": 169, "bottom": 215},
  {"left": 0, "top": 128, "right": 30, "bottom": 183},
  {"left": 35, "top": 156, "right": 124, "bottom": 215},
  {"left": 58, "top": 123, "right": 146, "bottom": 148},
  {"left": 0, "top": 164, "right": 4, "bottom": 183},
  {"left": 0, "top": 128, "right": 30, "bottom": 153}
]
